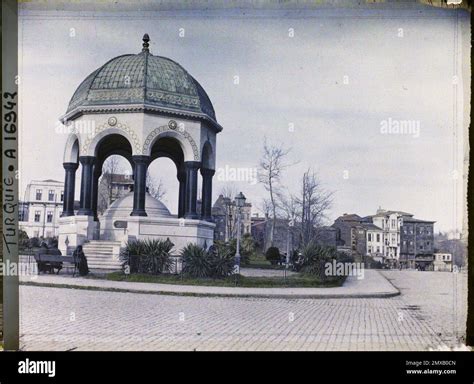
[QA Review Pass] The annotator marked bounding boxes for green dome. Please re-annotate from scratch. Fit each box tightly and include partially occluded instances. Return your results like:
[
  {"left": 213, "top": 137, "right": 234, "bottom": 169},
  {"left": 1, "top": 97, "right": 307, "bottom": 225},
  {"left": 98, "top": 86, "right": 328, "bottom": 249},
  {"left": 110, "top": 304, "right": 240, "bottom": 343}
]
[{"left": 65, "top": 35, "right": 217, "bottom": 124}]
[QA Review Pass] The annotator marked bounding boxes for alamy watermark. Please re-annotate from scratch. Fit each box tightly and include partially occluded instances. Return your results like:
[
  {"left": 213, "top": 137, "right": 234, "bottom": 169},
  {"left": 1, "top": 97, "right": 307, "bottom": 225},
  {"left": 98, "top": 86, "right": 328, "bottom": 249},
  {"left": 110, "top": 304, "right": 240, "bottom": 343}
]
[
  {"left": 216, "top": 165, "right": 258, "bottom": 185},
  {"left": 325, "top": 260, "right": 365, "bottom": 280},
  {"left": 1, "top": 260, "right": 38, "bottom": 280}
]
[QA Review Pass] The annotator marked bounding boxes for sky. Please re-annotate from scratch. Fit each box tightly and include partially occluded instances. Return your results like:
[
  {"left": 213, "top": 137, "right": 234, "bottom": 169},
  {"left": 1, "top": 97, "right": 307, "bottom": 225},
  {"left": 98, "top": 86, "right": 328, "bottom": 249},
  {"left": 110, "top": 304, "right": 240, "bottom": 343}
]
[{"left": 18, "top": 4, "right": 469, "bottom": 233}]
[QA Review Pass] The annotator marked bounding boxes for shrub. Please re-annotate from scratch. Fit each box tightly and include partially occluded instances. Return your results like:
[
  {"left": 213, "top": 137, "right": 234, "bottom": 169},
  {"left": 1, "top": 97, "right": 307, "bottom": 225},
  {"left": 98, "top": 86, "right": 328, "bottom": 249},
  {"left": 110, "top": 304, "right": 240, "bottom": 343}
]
[
  {"left": 215, "top": 237, "right": 252, "bottom": 266},
  {"left": 298, "top": 242, "right": 346, "bottom": 280},
  {"left": 209, "top": 243, "right": 235, "bottom": 278},
  {"left": 181, "top": 243, "right": 212, "bottom": 278},
  {"left": 241, "top": 233, "right": 256, "bottom": 265},
  {"left": 122, "top": 238, "right": 173, "bottom": 275},
  {"left": 181, "top": 243, "right": 236, "bottom": 279},
  {"left": 28, "top": 237, "right": 41, "bottom": 249},
  {"left": 265, "top": 247, "right": 280, "bottom": 265}
]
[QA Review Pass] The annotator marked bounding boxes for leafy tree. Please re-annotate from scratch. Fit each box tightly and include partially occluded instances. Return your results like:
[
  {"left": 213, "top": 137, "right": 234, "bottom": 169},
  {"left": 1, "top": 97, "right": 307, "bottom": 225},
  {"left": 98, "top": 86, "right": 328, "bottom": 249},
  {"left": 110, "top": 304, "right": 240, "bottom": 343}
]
[{"left": 265, "top": 246, "right": 280, "bottom": 265}]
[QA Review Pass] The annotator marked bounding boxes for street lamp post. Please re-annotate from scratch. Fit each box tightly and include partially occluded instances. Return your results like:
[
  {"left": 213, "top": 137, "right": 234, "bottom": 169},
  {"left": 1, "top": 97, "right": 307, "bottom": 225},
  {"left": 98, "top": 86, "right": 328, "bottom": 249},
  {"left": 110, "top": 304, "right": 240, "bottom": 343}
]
[
  {"left": 234, "top": 192, "right": 246, "bottom": 277},
  {"left": 285, "top": 216, "right": 295, "bottom": 281}
]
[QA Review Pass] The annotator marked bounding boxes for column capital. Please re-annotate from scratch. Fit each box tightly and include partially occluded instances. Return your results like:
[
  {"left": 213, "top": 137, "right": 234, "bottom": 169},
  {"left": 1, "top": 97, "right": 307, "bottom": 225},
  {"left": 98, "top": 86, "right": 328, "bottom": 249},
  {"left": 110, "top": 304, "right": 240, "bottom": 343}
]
[
  {"left": 79, "top": 155, "right": 96, "bottom": 165},
  {"left": 63, "top": 162, "right": 79, "bottom": 171},
  {"left": 200, "top": 168, "right": 215, "bottom": 177},
  {"left": 132, "top": 155, "right": 151, "bottom": 165},
  {"left": 184, "top": 161, "right": 201, "bottom": 170}
]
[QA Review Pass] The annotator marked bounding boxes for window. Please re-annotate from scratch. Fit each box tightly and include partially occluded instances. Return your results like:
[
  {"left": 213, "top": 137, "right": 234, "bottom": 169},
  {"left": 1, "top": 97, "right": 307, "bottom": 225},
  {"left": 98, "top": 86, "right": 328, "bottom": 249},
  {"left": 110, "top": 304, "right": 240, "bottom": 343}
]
[
  {"left": 376, "top": 233, "right": 380, "bottom": 242},
  {"left": 35, "top": 189, "right": 42, "bottom": 200},
  {"left": 368, "top": 233, "right": 372, "bottom": 242},
  {"left": 48, "top": 190, "right": 55, "bottom": 201},
  {"left": 60, "top": 191, "right": 64, "bottom": 202},
  {"left": 47, "top": 211, "right": 53, "bottom": 223},
  {"left": 34, "top": 211, "right": 41, "bottom": 222},
  {"left": 391, "top": 219, "right": 396, "bottom": 228},
  {"left": 376, "top": 246, "right": 380, "bottom": 253}
]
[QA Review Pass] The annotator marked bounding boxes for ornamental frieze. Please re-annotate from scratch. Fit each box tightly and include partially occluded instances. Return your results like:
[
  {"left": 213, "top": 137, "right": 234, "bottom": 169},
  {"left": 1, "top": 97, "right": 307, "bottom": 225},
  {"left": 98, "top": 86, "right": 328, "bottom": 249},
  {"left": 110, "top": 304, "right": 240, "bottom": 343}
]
[
  {"left": 146, "top": 90, "right": 200, "bottom": 109},
  {"left": 88, "top": 88, "right": 144, "bottom": 102},
  {"left": 142, "top": 124, "right": 200, "bottom": 160},
  {"left": 81, "top": 119, "right": 141, "bottom": 154}
]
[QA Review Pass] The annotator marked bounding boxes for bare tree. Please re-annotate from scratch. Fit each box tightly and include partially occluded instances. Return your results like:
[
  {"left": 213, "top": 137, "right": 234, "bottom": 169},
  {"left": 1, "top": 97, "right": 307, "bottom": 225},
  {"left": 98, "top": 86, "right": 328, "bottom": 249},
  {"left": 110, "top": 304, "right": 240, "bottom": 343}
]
[
  {"left": 293, "top": 168, "right": 333, "bottom": 247},
  {"left": 258, "top": 198, "right": 273, "bottom": 219},
  {"left": 146, "top": 173, "right": 166, "bottom": 201},
  {"left": 219, "top": 184, "right": 237, "bottom": 200},
  {"left": 258, "top": 138, "right": 290, "bottom": 248}
]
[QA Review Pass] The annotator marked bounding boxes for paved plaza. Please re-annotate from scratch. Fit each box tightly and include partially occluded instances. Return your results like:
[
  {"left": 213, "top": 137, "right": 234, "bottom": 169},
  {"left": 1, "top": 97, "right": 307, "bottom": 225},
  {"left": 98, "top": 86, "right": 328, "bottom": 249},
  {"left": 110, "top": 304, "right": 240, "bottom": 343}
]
[{"left": 19, "top": 270, "right": 468, "bottom": 351}]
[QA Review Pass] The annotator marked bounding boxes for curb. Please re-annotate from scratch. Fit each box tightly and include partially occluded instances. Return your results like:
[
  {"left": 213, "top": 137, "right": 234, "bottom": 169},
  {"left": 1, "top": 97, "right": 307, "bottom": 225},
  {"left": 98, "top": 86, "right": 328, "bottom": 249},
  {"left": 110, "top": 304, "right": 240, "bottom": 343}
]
[{"left": 20, "top": 279, "right": 400, "bottom": 299}]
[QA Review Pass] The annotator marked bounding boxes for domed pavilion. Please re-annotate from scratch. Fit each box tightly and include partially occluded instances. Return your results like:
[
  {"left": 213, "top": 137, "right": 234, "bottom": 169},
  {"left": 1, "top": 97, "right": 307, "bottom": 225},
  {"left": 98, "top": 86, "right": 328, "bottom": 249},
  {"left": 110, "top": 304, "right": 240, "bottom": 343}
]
[{"left": 57, "top": 34, "right": 220, "bottom": 267}]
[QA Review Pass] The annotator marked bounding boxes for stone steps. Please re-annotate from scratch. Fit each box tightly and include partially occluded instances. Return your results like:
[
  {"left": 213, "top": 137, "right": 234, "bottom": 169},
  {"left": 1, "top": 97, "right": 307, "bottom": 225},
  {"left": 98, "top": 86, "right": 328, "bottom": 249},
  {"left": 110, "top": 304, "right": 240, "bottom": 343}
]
[{"left": 82, "top": 241, "right": 123, "bottom": 271}]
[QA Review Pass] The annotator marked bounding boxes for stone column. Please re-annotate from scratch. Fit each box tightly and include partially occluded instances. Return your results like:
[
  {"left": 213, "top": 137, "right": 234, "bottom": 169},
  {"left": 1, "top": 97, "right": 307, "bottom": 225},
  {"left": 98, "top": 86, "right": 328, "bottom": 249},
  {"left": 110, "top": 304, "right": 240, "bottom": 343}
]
[
  {"left": 61, "top": 162, "right": 78, "bottom": 217},
  {"left": 200, "top": 168, "right": 215, "bottom": 221},
  {"left": 91, "top": 165, "right": 102, "bottom": 221},
  {"left": 131, "top": 155, "right": 150, "bottom": 216},
  {"left": 78, "top": 156, "right": 95, "bottom": 216},
  {"left": 177, "top": 169, "right": 186, "bottom": 218},
  {"left": 184, "top": 161, "right": 200, "bottom": 219}
]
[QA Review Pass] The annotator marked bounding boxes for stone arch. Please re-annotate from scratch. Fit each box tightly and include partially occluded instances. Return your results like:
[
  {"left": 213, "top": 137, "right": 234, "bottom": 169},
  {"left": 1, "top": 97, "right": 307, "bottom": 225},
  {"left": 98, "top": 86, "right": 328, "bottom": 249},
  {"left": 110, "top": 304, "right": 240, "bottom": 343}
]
[
  {"left": 63, "top": 133, "right": 80, "bottom": 164},
  {"left": 143, "top": 126, "right": 199, "bottom": 162},
  {"left": 83, "top": 126, "right": 140, "bottom": 157}
]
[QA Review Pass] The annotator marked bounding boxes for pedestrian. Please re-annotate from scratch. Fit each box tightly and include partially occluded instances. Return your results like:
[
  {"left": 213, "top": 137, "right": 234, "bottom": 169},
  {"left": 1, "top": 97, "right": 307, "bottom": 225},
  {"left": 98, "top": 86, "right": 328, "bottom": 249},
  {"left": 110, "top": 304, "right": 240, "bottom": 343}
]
[{"left": 73, "top": 245, "right": 89, "bottom": 276}]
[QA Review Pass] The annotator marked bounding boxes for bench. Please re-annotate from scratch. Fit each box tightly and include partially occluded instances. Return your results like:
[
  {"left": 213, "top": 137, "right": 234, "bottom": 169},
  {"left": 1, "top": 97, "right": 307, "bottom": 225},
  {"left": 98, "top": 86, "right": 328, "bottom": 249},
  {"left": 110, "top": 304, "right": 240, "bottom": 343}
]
[{"left": 34, "top": 250, "right": 77, "bottom": 275}]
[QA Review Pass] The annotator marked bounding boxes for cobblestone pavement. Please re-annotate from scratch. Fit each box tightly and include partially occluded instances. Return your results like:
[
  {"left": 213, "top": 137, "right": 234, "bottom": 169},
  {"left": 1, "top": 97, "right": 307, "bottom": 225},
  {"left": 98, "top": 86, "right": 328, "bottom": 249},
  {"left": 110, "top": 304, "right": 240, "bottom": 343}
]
[{"left": 19, "top": 270, "right": 467, "bottom": 351}]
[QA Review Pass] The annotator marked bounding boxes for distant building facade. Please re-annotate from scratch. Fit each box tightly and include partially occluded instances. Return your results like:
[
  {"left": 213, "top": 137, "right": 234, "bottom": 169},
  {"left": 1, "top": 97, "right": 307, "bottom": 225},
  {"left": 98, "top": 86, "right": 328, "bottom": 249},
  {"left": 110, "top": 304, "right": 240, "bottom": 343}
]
[
  {"left": 364, "top": 223, "right": 384, "bottom": 263},
  {"left": 433, "top": 252, "right": 453, "bottom": 272},
  {"left": 331, "top": 208, "right": 435, "bottom": 268},
  {"left": 212, "top": 194, "right": 251, "bottom": 241},
  {"left": 314, "top": 226, "right": 339, "bottom": 248},
  {"left": 332, "top": 214, "right": 367, "bottom": 256},
  {"left": 399, "top": 217, "right": 435, "bottom": 269},
  {"left": 19, "top": 180, "right": 65, "bottom": 238},
  {"left": 99, "top": 173, "right": 133, "bottom": 211}
]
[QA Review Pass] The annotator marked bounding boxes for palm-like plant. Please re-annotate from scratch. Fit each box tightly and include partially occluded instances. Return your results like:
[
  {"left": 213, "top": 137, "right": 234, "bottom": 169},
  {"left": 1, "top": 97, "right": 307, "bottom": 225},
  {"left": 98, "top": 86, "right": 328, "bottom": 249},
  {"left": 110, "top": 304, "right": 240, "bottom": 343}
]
[
  {"left": 181, "top": 243, "right": 212, "bottom": 278},
  {"left": 210, "top": 244, "right": 235, "bottom": 278},
  {"left": 121, "top": 238, "right": 173, "bottom": 274},
  {"left": 299, "top": 242, "right": 337, "bottom": 279}
]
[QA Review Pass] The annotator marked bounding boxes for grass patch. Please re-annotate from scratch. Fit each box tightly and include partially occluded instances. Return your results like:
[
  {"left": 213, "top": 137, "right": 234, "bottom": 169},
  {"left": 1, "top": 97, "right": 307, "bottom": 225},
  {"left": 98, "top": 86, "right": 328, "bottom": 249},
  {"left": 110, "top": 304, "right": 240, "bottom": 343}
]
[
  {"left": 106, "top": 271, "right": 345, "bottom": 288},
  {"left": 245, "top": 253, "right": 285, "bottom": 270}
]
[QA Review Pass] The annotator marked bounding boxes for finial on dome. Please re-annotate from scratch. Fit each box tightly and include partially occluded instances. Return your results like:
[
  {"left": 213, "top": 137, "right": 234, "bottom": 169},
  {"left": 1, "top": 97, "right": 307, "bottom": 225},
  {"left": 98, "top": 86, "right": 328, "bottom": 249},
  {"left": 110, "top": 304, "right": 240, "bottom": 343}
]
[{"left": 142, "top": 33, "right": 150, "bottom": 52}]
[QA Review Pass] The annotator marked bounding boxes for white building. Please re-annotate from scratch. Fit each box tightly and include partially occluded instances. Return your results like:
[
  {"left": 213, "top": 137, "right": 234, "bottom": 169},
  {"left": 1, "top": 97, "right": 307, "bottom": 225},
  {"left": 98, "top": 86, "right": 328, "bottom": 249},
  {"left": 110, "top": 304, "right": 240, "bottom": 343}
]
[
  {"left": 433, "top": 252, "right": 453, "bottom": 272},
  {"left": 364, "top": 223, "right": 384, "bottom": 263},
  {"left": 19, "top": 180, "right": 64, "bottom": 238},
  {"left": 369, "top": 208, "right": 413, "bottom": 264}
]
